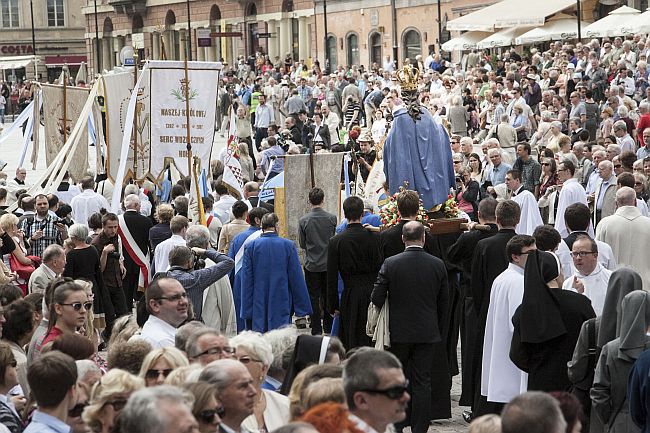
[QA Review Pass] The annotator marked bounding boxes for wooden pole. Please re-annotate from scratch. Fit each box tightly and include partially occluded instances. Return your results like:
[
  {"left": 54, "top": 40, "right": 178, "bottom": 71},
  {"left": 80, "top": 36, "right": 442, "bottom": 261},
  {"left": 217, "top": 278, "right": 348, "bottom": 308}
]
[
  {"left": 193, "top": 156, "right": 207, "bottom": 225},
  {"left": 183, "top": 35, "right": 192, "bottom": 178},
  {"left": 62, "top": 70, "right": 67, "bottom": 145}
]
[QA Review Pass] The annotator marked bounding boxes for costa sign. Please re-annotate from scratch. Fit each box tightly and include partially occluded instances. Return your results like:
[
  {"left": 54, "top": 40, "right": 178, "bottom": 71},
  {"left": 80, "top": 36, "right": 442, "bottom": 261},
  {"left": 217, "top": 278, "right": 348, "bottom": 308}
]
[{"left": 0, "top": 45, "right": 34, "bottom": 55}]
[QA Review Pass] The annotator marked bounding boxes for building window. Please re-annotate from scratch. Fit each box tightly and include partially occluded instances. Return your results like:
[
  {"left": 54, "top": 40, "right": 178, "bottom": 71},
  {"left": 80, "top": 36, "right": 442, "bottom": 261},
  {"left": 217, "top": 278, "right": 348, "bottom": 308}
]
[
  {"left": 326, "top": 35, "right": 337, "bottom": 69},
  {"left": 47, "top": 0, "right": 65, "bottom": 27},
  {"left": 402, "top": 29, "right": 421, "bottom": 61},
  {"left": 346, "top": 33, "right": 359, "bottom": 67},
  {"left": 1, "top": 0, "right": 19, "bottom": 28},
  {"left": 369, "top": 32, "right": 382, "bottom": 67}
]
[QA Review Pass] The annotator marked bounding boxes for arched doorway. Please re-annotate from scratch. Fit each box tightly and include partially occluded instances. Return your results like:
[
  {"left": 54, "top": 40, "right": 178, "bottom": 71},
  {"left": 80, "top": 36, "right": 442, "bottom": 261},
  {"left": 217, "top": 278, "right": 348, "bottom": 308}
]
[
  {"left": 326, "top": 34, "right": 337, "bottom": 69},
  {"left": 402, "top": 29, "right": 421, "bottom": 62},
  {"left": 369, "top": 32, "right": 382, "bottom": 67},
  {"left": 209, "top": 5, "right": 222, "bottom": 61},
  {"left": 164, "top": 10, "right": 179, "bottom": 60},
  {"left": 346, "top": 33, "right": 359, "bottom": 66},
  {"left": 244, "top": 3, "right": 258, "bottom": 58}
]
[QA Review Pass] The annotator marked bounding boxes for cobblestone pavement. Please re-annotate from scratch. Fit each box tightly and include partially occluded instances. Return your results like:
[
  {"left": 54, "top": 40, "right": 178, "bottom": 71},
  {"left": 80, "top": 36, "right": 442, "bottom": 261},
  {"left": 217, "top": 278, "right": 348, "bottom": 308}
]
[{"left": 429, "top": 371, "right": 467, "bottom": 433}]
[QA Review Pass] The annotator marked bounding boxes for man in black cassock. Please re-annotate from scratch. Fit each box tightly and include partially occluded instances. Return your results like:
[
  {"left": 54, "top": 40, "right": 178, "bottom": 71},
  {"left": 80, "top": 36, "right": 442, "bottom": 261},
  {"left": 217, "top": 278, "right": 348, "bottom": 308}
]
[
  {"left": 447, "top": 198, "right": 499, "bottom": 411},
  {"left": 470, "top": 199, "right": 521, "bottom": 418},
  {"left": 327, "top": 196, "right": 381, "bottom": 349},
  {"left": 379, "top": 190, "right": 453, "bottom": 420}
]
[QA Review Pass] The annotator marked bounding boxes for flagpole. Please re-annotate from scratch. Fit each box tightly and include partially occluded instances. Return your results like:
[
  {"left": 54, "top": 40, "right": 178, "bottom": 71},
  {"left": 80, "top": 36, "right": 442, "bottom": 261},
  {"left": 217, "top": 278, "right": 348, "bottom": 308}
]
[
  {"left": 62, "top": 69, "right": 67, "bottom": 145},
  {"left": 182, "top": 34, "right": 206, "bottom": 225}
]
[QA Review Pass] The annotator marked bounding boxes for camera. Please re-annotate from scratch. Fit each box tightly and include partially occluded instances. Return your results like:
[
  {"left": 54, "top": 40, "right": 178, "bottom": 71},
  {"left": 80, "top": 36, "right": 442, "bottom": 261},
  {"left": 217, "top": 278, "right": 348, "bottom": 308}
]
[{"left": 191, "top": 251, "right": 206, "bottom": 270}]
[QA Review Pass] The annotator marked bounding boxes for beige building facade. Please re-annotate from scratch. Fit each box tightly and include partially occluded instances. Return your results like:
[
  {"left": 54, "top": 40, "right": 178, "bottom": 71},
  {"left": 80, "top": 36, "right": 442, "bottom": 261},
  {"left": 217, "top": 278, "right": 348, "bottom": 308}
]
[
  {"left": 81, "top": 0, "right": 315, "bottom": 75},
  {"left": 0, "top": 0, "right": 86, "bottom": 82}
]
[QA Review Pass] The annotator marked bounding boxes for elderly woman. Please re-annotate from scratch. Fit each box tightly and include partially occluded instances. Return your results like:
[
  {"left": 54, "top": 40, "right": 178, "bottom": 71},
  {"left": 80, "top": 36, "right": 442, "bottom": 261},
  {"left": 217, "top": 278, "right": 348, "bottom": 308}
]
[
  {"left": 63, "top": 224, "right": 114, "bottom": 333},
  {"left": 0, "top": 343, "right": 22, "bottom": 433},
  {"left": 511, "top": 104, "right": 528, "bottom": 142},
  {"left": 183, "top": 382, "right": 225, "bottom": 433},
  {"left": 533, "top": 111, "right": 554, "bottom": 150},
  {"left": 599, "top": 107, "right": 615, "bottom": 139},
  {"left": 138, "top": 346, "right": 189, "bottom": 387},
  {"left": 149, "top": 204, "right": 174, "bottom": 252},
  {"left": 634, "top": 172, "right": 650, "bottom": 204},
  {"left": 82, "top": 368, "right": 144, "bottom": 433},
  {"left": 230, "top": 331, "right": 290, "bottom": 432},
  {"left": 448, "top": 95, "right": 469, "bottom": 137},
  {"left": 0, "top": 213, "right": 33, "bottom": 292}
]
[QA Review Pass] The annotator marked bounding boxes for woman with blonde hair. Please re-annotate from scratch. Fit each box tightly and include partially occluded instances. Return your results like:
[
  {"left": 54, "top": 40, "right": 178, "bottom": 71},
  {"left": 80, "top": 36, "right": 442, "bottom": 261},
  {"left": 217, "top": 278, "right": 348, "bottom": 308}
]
[
  {"left": 301, "top": 378, "right": 346, "bottom": 413},
  {"left": 469, "top": 414, "right": 501, "bottom": 433},
  {"left": 82, "top": 368, "right": 144, "bottom": 433},
  {"left": 138, "top": 346, "right": 189, "bottom": 387},
  {"left": 230, "top": 331, "right": 290, "bottom": 432},
  {"left": 599, "top": 106, "right": 615, "bottom": 138},
  {"left": 0, "top": 213, "right": 34, "bottom": 292},
  {"left": 183, "top": 381, "right": 225, "bottom": 433},
  {"left": 237, "top": 142, "right": 255, "bottom": 182}
]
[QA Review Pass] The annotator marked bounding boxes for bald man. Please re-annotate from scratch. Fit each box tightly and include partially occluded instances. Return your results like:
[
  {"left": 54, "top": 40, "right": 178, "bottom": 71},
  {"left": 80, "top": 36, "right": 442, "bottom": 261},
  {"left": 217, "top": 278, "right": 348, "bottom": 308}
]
[{"left": 243, "top": 181, "right": 274, "bottom": 212}]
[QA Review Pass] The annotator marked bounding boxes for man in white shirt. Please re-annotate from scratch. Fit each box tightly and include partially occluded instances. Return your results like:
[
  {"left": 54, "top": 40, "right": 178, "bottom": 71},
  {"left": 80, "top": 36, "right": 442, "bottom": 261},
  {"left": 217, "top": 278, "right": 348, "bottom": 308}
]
[
  {"left": 70, "top": 176, "right": 110, "bottom": 225},
  {"left": 482, "top": 235, "right": 536, "bottom": 411},
  {"left": 555, "top": 160, "right": 592, "bottom": 238},
  {"left": 506, "top": 170, "right": 543, "bottom": 236},
  {"left": 213, "top": 182, "right": 237, "bottom": 225},
  {"left": 28, "top": 244, "right": 66, "bottom": 295},
  {"left": 562, "top": 235, "right": 612, "bottom": 316},
  {"left": 321, "top": 105, "right": 340, "bottom": 146},
  {"left": 613, "top": 120, "right": 635, "bottom": 153},
  {"left": 153, "top": 215, "right": 188, "bottom": 273},
  {"left": 136, "top": 278, "right": 188, "bottom": 349}
]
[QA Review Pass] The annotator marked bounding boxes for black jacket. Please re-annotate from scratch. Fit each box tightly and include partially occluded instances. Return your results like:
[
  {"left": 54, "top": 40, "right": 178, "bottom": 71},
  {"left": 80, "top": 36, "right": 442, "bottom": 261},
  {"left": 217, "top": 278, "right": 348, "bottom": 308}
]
[{"left": 372, "top": 247, "right": 449, "bottom": 343}]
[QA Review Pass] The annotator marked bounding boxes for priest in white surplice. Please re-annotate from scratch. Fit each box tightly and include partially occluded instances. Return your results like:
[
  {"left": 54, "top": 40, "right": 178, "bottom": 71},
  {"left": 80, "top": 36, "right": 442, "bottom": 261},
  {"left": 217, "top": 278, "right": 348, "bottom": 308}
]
[
  {"left": 507, "top": 170, "right": 543, "bottom": 235},
  {"left": 481, "top": 234, "right": 536, "bottom": 408},
  {"left": 562, "top": 235, "right": 612, "bottom": 316},
  {"left": 554, "top": 160, "right": 593, "bottom": 238}
]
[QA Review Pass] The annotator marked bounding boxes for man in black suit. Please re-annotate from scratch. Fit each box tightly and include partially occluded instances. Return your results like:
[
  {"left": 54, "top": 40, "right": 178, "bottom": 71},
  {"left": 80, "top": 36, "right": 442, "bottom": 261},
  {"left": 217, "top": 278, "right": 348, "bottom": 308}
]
[
  {"left": 447, "top": 198, "right": 499, "bottom": 411},
  {"left": 120, "top": 193, "right": 153, "bottom": 310},
  {"left": 243, "top": 181, "right": 274, "bottom": 212},
  {"left": 304, "top": 112, "right": 331, "bottom": 149},
  {"left": 372, "top": 221, "right": 449, "bottom": 433},
  {"left": 470, "top": 199, "right": 521, "bottom": 417}
]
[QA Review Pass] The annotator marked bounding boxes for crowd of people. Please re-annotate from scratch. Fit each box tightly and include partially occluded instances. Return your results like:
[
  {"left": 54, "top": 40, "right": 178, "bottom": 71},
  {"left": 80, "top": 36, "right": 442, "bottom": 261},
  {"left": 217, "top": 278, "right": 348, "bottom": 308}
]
[{"left": 2, "top": 32, "right": 650, "bottom": 433}]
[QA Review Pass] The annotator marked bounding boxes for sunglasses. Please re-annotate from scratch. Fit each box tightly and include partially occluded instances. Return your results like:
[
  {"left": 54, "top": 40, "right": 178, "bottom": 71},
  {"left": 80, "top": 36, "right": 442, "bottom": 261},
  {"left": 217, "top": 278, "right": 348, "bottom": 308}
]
[
  {"left": 156, "top": 292, "right": 188, "bottom": 302},
  {"left": 105, "top": 398, "right": 128, "bottom": 412},
  {"left": 541, "top": 163, "right": 550, "bottom": 166},
  {"left": 68, "top": 402, "right": 88, "bottom": 418},
  {"left": 59, "top": 301, "right": 93, "bottom": 311},
  {"left": 198, "top": 407, "right": 226, "bottom": 423},
  {"left": 360, "top": 380, "right": 410, "bottom": 400},
  {"left": 145, "top": 369, "right": 173, "bottom": 380},
  {"left": 614, "top": 165, "right": 622, "bottom": 168}
]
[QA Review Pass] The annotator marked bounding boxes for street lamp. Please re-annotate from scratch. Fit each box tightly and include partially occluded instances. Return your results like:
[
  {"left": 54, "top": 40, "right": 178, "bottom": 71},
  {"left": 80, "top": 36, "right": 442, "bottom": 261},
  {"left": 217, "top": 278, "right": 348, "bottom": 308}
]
[
  {"left": 186, "top": 0, "right": 193, "bottom": 60},
  {"left": 29, "top": 0, "right": 37, "bottom": 79},
  {"left": 323, "top": 0, "right": 329, "bottom": 72},
  {"left": 390, "top": 0, "right": 397, "bottom": 67}
]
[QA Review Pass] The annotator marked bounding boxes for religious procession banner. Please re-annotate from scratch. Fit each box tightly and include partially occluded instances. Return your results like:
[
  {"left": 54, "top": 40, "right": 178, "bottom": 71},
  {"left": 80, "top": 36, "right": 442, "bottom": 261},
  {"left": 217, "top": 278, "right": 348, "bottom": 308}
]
[
  {"left": 101, "top": 71, "right": 151, "bottom": 182},
  {"left": 149, "top": 61, "right": 220, "bottom": 179},
  {"left": 284, "top": 153, "right": 344, "bottom": 245},
  {"left": 42, "top": 84, "right": 89, "bottom": 181},
  {"left": 363, "top": 159, "right": 386, "bottom": 211}
]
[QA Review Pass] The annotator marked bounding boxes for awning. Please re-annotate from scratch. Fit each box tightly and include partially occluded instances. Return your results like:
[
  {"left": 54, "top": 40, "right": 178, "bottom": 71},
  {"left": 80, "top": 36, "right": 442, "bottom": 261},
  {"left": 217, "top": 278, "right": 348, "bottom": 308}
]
[
  {"left": 441, "top": 31, "right": 492, "bottom": 52},
  {"left": 0, "top": 55, "right": 36, "bottom": 70},
  {"left": 621, "top": 7, "right": 650, "bottom": 35},
  {"left": 477, "top": 27, "right": 533, "bottom": 49},
  {"left": 583, "top": 5, "right": 640, "bottom": 37},
  {"left": 447, "top": 0, "right": 577, "bottom": 31},
  {"left": 45, "top": 55, "right": 88, "bottom": 67},
  {"left": 515, "top": 15, "right": 590, "bottom": 44}
]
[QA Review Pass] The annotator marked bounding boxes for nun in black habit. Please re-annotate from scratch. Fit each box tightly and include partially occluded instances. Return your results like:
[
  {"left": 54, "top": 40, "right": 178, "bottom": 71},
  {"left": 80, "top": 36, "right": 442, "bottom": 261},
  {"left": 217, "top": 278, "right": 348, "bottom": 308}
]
[{"left": 510, "top": 250, "right": 596, "bottom": 392}]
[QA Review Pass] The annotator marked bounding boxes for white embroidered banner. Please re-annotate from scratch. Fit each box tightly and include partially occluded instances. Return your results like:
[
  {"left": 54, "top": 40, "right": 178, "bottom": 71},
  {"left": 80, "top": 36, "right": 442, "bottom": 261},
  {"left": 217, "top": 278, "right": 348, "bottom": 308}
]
[
  {"left": 41, "top": 84, "right": 89, "bottom": 181},
  {"left": 149, "top": 61, "right": 219, "bottom": 179}
]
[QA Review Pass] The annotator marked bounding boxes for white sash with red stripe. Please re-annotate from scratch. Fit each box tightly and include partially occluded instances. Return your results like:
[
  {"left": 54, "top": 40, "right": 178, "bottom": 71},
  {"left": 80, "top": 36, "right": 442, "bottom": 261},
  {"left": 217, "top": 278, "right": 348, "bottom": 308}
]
[{"left": 118, "top": 215, "right": 151, "bottom": 292}]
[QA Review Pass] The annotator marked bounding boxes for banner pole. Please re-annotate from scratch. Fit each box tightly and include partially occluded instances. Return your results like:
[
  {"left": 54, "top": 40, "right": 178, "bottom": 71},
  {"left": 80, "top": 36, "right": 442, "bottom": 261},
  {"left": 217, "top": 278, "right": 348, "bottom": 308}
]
[
  {"left": 183, "top": 35, "right": 192, "bottom": 178},
  {"left": 132, "top": 52, "right": 139, "bottom": 180},
  {"left": 62, "top": 70, "right": 67, "bottom": 145}
]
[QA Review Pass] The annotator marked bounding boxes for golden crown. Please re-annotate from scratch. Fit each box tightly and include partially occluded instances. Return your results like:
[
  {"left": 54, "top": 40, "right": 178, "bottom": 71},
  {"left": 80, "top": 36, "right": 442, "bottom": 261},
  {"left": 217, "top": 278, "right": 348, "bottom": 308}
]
[{"left": 396, "top": 66, "right": 420, "bottom": 91}]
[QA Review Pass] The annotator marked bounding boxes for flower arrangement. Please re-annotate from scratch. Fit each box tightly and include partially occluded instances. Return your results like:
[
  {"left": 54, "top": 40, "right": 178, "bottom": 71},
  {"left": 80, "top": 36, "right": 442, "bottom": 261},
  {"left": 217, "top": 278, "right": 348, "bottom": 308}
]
[
  {"left": 443, "top": 194, "right": 460, "bottom": 218},
  {"left": 379, "top": 187, "right": 430, "bottom": 228}
]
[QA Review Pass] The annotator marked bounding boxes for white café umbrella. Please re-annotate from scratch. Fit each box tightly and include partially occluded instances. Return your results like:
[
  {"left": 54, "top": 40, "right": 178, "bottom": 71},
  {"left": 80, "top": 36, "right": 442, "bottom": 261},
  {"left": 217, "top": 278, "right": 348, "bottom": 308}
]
[
  {"left": 516, "top": 15, "right": 590, "bottom": 44},
  {"left": 621, "top": 8, "right": 650, "bottom": 35},
  {"left": 476, "top": 27, "right": 532, "bottom": 49},
  {"left": 441, "top": 31, "right": 491, "bottom": 52},
  {"left": 583, "top": 5, "right": 640, "bottom": 38}
]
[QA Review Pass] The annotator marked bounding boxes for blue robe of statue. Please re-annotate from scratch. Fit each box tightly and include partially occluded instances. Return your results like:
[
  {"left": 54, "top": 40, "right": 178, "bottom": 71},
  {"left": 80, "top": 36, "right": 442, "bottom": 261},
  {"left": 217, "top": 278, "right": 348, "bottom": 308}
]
[
  {"left": 383, "top": 106, "right": 456, "bottom": 209},
  {"left": 228, "top": 226, "right": 260, "bottom": 332},
  {"left": 240, "top": 232, "right": 312, "bottom": 332}
]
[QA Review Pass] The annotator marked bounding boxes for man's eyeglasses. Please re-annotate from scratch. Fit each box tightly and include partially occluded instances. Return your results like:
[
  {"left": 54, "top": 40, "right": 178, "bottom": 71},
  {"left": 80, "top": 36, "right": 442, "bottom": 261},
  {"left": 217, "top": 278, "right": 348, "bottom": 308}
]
[
  {"left": 68, "top": 402, "right": 88, "bottom": 418},
  {"left": 59, "top": 301, "right": 93, "bottom": 311},
  {"left": 541, "top": 163, "right": 550, "bottom": 166},
  {"left": 570, "top": 251, "right": 597, "bottom": 258},
  {"left": 198, "top": 407, "right": 226, "bottom": 423},
  {"left": 156, "top": 293, "right": 188, "bottom": 302},
  {"left": 104, "top": 398, "right": 128, "bottom": 412},
  {"left": 193, "top": 346, "right": 235, "bottom": 358},
  {"left": 614, "top": 164, "right": 622, "bottom": 169},
  {"left": 145, "top": 369, "right": 173, "bottom": 380},
  {"left": 635, "top": 182, "right": 644, "bottom": 186},
  {"left": 359, "top": 380, "right": 409, "bottom": 400}
]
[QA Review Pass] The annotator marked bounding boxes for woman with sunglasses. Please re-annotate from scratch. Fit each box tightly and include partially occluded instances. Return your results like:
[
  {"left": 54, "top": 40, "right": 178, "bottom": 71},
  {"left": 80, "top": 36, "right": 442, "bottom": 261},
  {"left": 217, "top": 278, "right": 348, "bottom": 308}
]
[
  {"left": 0, "top": 343, "right": 21, "bottom": 433},
  {"left": 138, "top": 347, "right": 188, "bottom": 387},
  {"left": 82, "top": 368, "right": 144, "bottom": 433},
  {"left": 41, "top": 281, "right": 91, "bottom": 347},
  {"left": 63, "top": 224, "right": 114, "bottom": 337},
  {"left": 183, "top": 382, "right": 225, "bottom": 433},
  {"left": 230, "top": 331, "right": 290, "bottom": 433}
]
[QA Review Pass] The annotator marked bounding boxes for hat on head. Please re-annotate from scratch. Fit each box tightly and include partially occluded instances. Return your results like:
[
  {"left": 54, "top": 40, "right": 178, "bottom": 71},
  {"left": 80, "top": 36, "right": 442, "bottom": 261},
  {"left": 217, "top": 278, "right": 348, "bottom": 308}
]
[
  {"left": 358, "top": 128, "right": 373, "bottom": 143},
  {"left": 566, "top": 63, "right": 575, "bottom": 69}
]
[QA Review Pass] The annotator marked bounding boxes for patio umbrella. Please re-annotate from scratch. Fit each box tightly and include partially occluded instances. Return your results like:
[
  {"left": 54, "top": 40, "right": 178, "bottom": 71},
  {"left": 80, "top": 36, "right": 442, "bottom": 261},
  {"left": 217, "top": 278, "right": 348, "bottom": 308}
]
[
  {"left": 476, "top": 27, "right": 533, "bottom": 49},
  {"left": 583, "top": 5, "right": 640, "bottom": 38},
  {"left": 441, "top": 31, "right": 491, "bottom": 52},
  {"left": 516, "top": 15, "right": 590, "bottom": 44}
]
